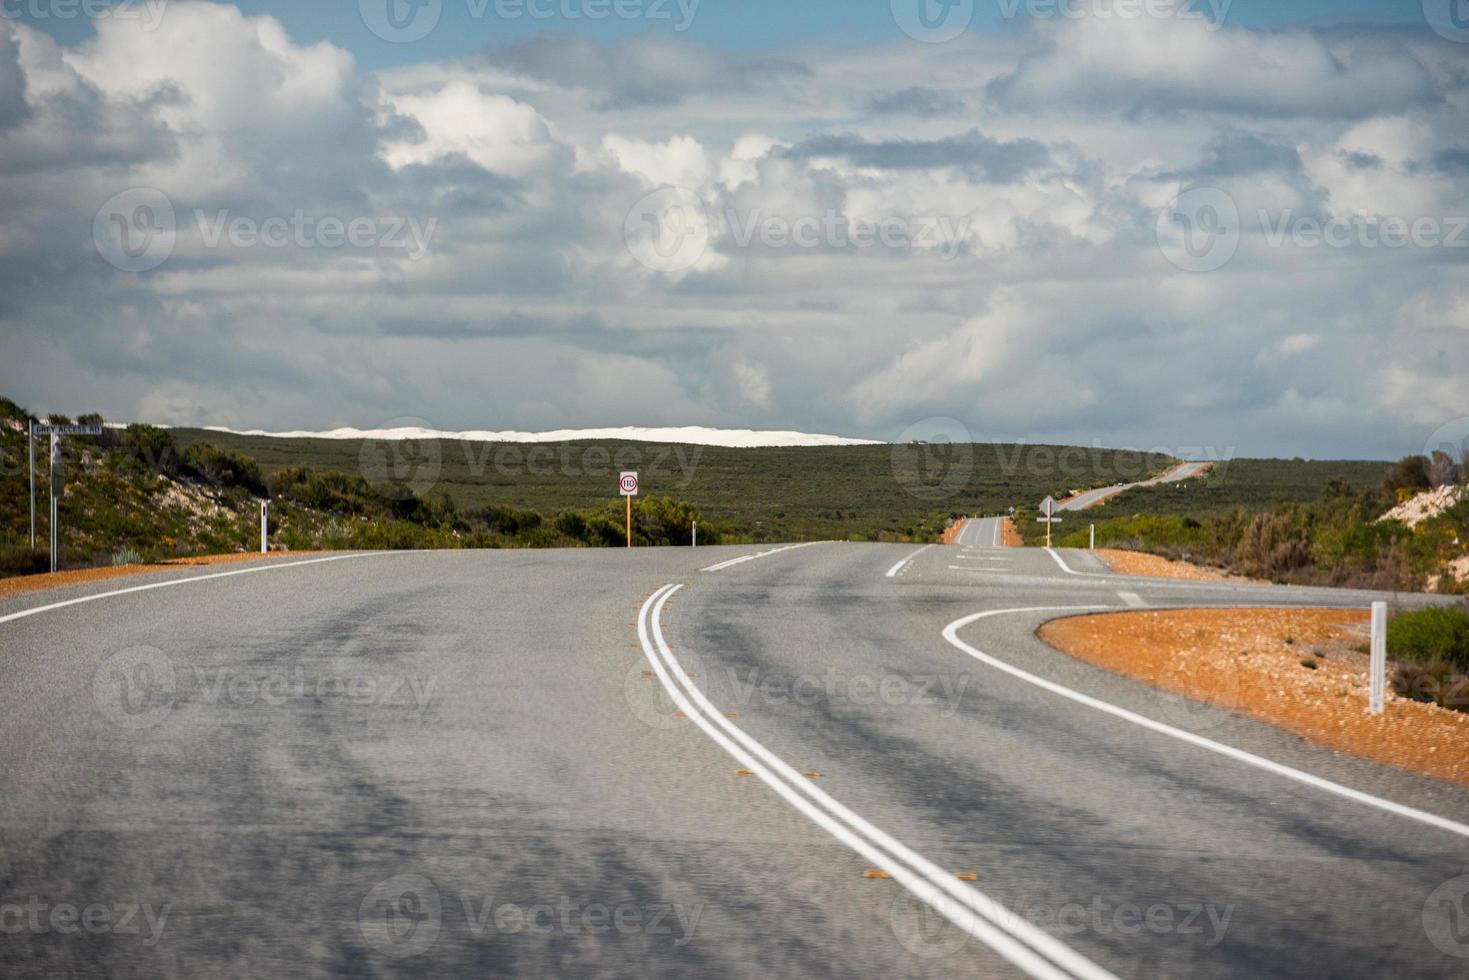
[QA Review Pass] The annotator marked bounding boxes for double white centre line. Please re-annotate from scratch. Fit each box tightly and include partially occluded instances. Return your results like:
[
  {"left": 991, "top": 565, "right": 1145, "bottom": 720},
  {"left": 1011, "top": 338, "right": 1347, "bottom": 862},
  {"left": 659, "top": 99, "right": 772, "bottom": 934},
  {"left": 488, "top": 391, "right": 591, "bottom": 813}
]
[{"left": 636, "top": 584, "right": 1117, "bottom": 980}]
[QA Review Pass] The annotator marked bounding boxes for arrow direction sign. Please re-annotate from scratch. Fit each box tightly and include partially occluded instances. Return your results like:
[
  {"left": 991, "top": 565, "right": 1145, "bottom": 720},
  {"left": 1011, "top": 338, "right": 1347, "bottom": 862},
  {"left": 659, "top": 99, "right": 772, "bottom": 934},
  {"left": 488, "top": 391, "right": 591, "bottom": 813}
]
[{"left": 1037, "top": 495, "right": 1063, "bottom": 547}]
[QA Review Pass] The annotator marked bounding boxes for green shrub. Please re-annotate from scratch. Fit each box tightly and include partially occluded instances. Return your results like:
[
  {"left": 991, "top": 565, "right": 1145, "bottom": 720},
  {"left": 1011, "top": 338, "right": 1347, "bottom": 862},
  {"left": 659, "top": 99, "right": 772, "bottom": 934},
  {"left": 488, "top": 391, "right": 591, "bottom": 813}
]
[
  {"left": 1392, "top": 661, "right": 1469, "bottom": 713},
  {"left": 0, "top": 546, "right": 49, "bottom": 577},
  {"left": 111, "top": 547, "right": 144, "bottom": 566},
  {"left": 182, "top": 443, "right": 267, "bottom": 496},
  {"left": 1388, "top": 606, "right": 1469, "bottom": 670}
]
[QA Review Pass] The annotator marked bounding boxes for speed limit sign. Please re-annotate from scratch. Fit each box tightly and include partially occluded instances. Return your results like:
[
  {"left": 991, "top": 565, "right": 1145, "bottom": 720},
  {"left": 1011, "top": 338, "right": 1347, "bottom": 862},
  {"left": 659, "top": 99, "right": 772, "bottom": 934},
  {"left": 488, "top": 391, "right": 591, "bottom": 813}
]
[{"left": 619, "top": 471, "right": 640, "bottom": 497}]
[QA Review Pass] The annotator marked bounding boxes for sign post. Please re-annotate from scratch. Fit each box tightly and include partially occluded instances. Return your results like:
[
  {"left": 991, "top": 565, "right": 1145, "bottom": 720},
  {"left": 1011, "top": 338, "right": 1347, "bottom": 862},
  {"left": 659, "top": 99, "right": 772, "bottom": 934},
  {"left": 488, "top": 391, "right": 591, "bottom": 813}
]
[
  {"left": 33, "top": 424, "right": 104, "bottom": 572},
  {"left": 1037, "top": 496, "right": 1063, "bottom": 548},
  {"left": 1369, "top": 601, "right": 1387, "bottom": 715},
  {"left": 619, "top": 471, "right": 639, "bottom": 548},
  {"left": 692, "top": 521, "right": 697, "bottom": 549},
  {"left": 28, "top": 419, "right": 35, "bottom": 550},
  {"left": 260, "top": 500, "right": 270, "bottom": 554},
  {"left": 49, "top": 435, "right": 60, "bottom": 572}
]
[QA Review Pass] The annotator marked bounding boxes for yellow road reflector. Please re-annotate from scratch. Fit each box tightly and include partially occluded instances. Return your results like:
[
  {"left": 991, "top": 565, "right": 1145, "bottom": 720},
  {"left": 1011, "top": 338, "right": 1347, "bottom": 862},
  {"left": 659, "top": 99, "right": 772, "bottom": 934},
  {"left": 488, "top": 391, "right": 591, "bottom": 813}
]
[
  {"left": 862, "top": 870, "right": 890, "bottom": 879},
  {"left": 956, "top": 872, "right": 979, "bottom": 882},
  {"left": 802, "top": 771, "right": 822, "bottom": 779},
  {"left": 724, "top": 711, "right": 739, "bottom": 719},
  {"left": 642, "top": 670, "right": 655, "bottom": 677},
  {"left": 735, "top": 769, "right": 754, "bottom": 776},
  {"left": 674, "top": 710, "right": 686, "bottom": 717}
]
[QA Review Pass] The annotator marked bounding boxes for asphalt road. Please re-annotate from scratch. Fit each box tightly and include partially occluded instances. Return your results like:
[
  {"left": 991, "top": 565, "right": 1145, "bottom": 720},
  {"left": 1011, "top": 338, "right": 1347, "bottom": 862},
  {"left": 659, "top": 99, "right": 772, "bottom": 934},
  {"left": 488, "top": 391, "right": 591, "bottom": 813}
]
[
  {"left": 2, "top": 527, "right": 1467, "bottom": 978},
  {"left": 1059, "top": 461, "right": 1213, "bottom": 511}
]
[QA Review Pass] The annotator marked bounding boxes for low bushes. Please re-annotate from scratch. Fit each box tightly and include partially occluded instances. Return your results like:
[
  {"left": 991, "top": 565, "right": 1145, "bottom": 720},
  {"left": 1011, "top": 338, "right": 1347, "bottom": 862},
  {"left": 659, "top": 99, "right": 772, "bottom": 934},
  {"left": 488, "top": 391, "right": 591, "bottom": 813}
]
[{"left": 1389, "top": 606, "right": 1469, "bottom": 713}]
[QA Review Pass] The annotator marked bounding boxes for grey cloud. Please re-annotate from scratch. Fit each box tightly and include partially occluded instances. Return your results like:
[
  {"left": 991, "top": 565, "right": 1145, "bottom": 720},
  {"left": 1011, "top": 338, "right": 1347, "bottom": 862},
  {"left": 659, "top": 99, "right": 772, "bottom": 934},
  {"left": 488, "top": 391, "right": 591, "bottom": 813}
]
[
  {"left": 478, "top": 34, "right": 809, "bottom": 109},
  {"left": 864, "top": 87, "right": 964, "bottom": 117}
]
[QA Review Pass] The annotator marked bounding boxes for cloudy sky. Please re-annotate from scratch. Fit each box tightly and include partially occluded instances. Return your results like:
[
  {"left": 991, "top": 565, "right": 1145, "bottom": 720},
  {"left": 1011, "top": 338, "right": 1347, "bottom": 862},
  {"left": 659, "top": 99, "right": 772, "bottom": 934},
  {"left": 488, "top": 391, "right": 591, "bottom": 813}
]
[{"left": 0, "top": 0, "right": 1465, "bottom": 458}]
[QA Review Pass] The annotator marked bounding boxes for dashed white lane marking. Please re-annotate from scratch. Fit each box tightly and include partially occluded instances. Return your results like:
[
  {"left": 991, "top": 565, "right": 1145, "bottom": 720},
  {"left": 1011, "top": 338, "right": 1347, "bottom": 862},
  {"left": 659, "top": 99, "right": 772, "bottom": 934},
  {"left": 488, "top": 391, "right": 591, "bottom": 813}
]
[
  {"left": 885, "top": 545, "right": 934, "bottom": 579},
  {"left": 638, "top": 585, "right": 1117, "bottom": 980},
  {"left": 1117, "top": 591, "right": 1146, "bottom": 608},
  {"left": 701, "top": 542, "right": 823, "bottom": 573},
  {"left": 0, "top": 553, "right": 394, "bottom": 627},
  {"left": 942, "top": 607, "right": 1469, "bottom": 841}
]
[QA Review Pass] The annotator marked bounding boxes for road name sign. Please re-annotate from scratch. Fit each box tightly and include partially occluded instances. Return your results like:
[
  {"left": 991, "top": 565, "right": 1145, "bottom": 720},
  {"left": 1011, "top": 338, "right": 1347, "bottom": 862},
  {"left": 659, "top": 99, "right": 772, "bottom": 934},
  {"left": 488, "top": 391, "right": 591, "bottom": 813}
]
[{"left": 33, "top": 424, "right": 103, "bottom": 436}]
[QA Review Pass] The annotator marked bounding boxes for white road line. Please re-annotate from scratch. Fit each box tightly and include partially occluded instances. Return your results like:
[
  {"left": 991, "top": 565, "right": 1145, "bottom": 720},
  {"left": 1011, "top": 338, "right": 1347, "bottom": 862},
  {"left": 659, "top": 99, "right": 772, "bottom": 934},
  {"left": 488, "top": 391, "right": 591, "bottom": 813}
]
[
  {"left": 957, "top": 555, "right": 1013, "bottom": 561},
  {"left": 0, "top": 553, "right": 392, "bottom": 627},
  {"left": 943, "top": 607, "right": 1469, "bottom": 841},
  {"left": 701, "top": 542, "right": 822, "bottom": 573},
  {"left": 1116, "top": 591, "right": 1146, "bottom": 608},
  {"left": 638, "top": 586, "right": 1117, "bottom": 980},
  {"left": 993, "top": 517, "right": 1001, "bottom": 548},
  {"left": 885, "top": 545, "right": 934, "bottom": 579},
  {"left": 1045, "top": 548, "right": 1104, "bottom": 577}
]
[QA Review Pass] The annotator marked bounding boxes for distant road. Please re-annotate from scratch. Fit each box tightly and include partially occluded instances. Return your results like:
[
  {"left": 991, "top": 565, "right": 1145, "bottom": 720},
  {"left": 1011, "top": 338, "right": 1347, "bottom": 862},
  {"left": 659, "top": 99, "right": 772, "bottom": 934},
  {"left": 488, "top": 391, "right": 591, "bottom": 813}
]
[
  {"left": 1058, "top": 460, "right": 1213, "bottom": 511},
  {"left": 1, "top": 531, "right": 1465, "bottom": 978}
]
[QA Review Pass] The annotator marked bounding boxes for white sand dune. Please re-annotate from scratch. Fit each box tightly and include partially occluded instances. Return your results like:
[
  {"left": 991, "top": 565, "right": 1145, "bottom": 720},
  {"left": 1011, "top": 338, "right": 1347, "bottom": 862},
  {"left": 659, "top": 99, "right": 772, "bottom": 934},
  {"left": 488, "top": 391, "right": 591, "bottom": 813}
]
[{"left": 198, "top": 424, "right": 882, "bottom": 449}]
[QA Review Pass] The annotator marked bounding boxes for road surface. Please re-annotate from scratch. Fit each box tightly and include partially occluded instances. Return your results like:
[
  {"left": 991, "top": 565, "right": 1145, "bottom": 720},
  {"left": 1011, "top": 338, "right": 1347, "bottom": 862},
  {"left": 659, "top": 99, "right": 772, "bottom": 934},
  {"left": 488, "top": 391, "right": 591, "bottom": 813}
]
[
  {"left": 1059, "top": 461, "right": 1213, "bottom": 512},
  {"left": 2, "top": 529, "right": 1466, "bottom": 978}
]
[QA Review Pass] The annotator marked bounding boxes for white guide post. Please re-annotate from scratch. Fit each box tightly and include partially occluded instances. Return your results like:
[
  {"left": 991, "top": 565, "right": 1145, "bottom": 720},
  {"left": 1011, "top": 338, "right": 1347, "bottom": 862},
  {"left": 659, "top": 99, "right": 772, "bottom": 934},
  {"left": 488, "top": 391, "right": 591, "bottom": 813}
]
[{"left": 1369, "top": 601, "right": 1387, "bottom": 716}]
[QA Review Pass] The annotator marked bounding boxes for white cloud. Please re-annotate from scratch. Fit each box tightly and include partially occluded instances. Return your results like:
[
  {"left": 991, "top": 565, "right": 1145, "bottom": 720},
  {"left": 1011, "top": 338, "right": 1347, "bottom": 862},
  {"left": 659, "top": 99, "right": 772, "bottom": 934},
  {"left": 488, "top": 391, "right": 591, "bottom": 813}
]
[
  {"left": 384, "top": 81, "right": 562, "bottom": 178},
  {"left": 0, "top": 3, "right": 1465, "bottom": 461}
]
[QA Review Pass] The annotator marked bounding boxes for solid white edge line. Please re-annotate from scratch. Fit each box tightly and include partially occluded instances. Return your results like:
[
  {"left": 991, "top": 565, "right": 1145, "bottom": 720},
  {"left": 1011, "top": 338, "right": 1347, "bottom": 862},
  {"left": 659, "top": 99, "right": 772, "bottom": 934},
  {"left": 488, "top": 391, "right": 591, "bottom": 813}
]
[
  {"left": 638, "top": 586, "right": 1117, "bottom": 980},
  {"left": 942, "top": 607, "right": 1469, "bottom": 841},
  {"left": 885, "top": 544, "right": 934, "bottom": 579},
  {"left": 0, "top": 552, "right": 394, "bottom": 627},
  {"left": 993, "top": 517, "right": 1001, "bottom": 548}
]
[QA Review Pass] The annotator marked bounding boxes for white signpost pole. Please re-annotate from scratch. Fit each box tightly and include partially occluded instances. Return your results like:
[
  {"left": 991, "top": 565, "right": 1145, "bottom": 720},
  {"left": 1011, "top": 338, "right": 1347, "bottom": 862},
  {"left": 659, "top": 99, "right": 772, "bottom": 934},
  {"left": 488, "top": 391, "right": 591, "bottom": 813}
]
[
  {"left": 28, "top": 419, "right": 35, "bottom": 551},
  {"left": 692, "top": 521, "right": 697, "bottom": 549},
  {"left": 1369, "top": 601, "right": 1387, "bottom": 715},
  {"left": 33, "top": 424, "right": 104, "bottom": 573},
  {"left": 260, "top": 500, "right": 269, "bottom": 554},
  {"left": 49, "top": 434, "right": 58, "bottom": 573},
  {"left": 1090, "top": 524, "right": 1095, "bottom": 550}
]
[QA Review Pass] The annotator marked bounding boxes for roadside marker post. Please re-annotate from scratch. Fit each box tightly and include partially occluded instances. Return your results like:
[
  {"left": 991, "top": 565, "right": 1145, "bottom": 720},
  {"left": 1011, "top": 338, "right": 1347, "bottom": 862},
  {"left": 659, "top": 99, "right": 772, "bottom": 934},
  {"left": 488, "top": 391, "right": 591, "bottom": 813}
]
[
  {"left": 260, "top": 501, "right": 269, "bottom": 554},
  {"left": 1369, "top": 602, "right": 1387, "bottom": 715},
  {"left": 1037, "top": 496, "right": 1062, "bottom": 548},
  {"left": 692, "top": 521, "right": 697, "bottom": 549},
  {"left": 33, "top": 423, "right": 103, "bottom": 573},
  {"left": 619, "top": 471, "right": 639, "bottom": 548},
  {"left": 1090, "top": 524, "right": 1095, "bottom": 550}
]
